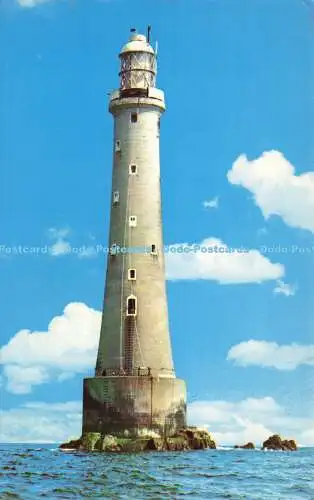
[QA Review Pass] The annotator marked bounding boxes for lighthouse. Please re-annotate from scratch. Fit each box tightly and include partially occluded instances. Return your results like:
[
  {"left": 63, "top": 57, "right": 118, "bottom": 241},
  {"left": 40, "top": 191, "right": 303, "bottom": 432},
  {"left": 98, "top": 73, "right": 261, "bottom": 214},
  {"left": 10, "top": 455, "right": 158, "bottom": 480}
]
[{"left": 82, "top": 28, "right": 187, "bottom": 438}]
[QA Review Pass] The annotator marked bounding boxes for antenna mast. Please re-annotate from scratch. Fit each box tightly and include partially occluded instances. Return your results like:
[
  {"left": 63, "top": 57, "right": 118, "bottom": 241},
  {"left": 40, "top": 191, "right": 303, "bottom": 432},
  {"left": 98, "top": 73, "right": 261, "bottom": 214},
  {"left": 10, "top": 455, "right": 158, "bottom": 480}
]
[{"left": 147, "top": 25, "right": 151, "bottom": 43}]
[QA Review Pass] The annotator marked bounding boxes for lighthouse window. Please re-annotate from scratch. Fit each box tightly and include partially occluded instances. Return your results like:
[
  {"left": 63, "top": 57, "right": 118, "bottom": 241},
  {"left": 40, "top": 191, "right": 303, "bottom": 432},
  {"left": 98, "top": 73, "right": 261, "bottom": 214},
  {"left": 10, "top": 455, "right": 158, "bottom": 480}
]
[
  {"left": 129, "top": 215, "right": 137, "bottom": 227},
  {"left": 115, "top": 140, "right": 121, "bottom": 152},
  {"left": 127, "top": 296, "right": 137, "bottom": 316},
  {"left": 131, "top": 112, "right": 138, "bottom": 123},
  {"left": 129, "top": 164, "right": 137, "bottom": 175},
  {"left": 113, "top": 191, "right": 120, "bottom": 204},
  {"left": 151, "top": 244, "right": 157, "bottom": 254},
  {"left": 128, "top": 269, "right": 136, "bottom": 280}
]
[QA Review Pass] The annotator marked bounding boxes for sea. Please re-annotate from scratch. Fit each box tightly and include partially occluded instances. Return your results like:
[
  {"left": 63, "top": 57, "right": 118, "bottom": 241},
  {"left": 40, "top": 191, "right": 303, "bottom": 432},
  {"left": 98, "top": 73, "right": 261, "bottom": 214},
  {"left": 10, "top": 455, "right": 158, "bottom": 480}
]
[{"left": 1, "top": 444, "right": 313, "bottom": 499}]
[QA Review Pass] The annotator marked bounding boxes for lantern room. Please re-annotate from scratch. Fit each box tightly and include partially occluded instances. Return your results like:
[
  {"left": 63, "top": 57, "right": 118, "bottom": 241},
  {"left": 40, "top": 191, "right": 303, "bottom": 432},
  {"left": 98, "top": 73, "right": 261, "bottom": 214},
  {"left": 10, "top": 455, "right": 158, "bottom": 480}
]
[{"left": 119, "top": 28, "right": 157, "bottom": 96}]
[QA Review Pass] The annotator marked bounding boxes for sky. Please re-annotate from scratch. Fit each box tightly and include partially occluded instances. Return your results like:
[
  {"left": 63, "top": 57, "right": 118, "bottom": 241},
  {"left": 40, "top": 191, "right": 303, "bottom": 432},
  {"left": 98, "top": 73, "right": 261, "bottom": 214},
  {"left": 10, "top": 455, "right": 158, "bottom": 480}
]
[{"left": 0, "top": 0, "right": 313, "bottom": 446}]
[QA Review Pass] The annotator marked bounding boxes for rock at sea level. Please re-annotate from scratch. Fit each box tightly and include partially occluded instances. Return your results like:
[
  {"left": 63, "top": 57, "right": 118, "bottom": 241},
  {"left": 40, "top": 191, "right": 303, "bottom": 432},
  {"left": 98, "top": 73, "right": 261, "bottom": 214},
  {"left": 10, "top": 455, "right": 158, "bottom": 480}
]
[
  {"left": 59, "top": 439, "right": 82, "bottom": 450},
  {"left": 262, "top": 434, "right": 297, "bottom": 451},
  {"left": 234, "top": 442, "right": 255, "bottom": 449},
  {"left": 59, "top": 427, "right": 216, "bottom": 453}
]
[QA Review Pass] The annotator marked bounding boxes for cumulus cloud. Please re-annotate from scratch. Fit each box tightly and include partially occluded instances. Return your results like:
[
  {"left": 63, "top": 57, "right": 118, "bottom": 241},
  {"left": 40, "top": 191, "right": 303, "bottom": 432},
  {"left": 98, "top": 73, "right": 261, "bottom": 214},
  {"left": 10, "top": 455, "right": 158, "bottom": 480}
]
[
  {"left": 0, "top": 302, "right": 101, "bottom": 393},
  {"left": 188, "top": 396, "right": 314, "bottom": 446},
  {"left": 0, "top": 401, "right": 82, "bottom": 443},
  {"left": 203, "top": 197, "right": 219, "bottom": 209},
  {"left": 227, "top": 151, "right": 314, "bottom": 233},
  {"left": 3, "top": 365, "right": 50, "bottom": 394},
  {"left": 227, "top": 340, "right": 314, "bottom": 370},
  {"left": 23, "top": 401, "right": 82, "bottom": 412},
  {"left": 1, "top": 397, "right": 313, "bottom": 445},
  {"left": 165, "top": 237, "right": 284, "bottom": 284},
  {"left": 273, "top": 280, "right": 296, "bottom": 297}
]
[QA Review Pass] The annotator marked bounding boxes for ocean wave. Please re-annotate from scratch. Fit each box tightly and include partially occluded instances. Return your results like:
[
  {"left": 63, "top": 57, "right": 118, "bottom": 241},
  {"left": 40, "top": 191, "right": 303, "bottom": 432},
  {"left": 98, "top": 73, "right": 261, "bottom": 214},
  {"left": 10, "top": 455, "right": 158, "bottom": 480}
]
[
  {"left": 216, "top": 446, "right": 262, "bottom": 451},
  {"left": 1, "top": 444, "right": 312, "bottom": 499}
]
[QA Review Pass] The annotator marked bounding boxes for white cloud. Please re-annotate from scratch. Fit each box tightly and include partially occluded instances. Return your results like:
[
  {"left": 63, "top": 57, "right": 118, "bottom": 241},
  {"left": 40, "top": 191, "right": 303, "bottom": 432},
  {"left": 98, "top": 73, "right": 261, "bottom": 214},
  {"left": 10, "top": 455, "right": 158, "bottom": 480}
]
[
  {"left": 0, "top": 401, "right": 82, "bottom": 443},
  {"left": 23, "top": 401, "right": 82, "bottom": 412},
  {"left": 17, "top": 0, "right": 59, "bottom": 7},
  {"left": 203, "top": 197, "right": 219, "bottom": 209},
  {"left": 1, "top": 397, "right": 313, "bottom": 445},
  {"left": 46, "top": 228, "right": 98, "bottom": 258},
  {"left": 273, "top": 280, "right": 296, "bottom": 297},
  {"left": 47, "top": 227, "right": 72, "bottom": 257},
  {"left": 227, "top": 151, "right": 314, "bottom": 233},
  {"left": 227, "top": 340, "right": 314, "bottom": 370},
  {"left": 0, "top": 302, "right": 101, "bottom": 393},
  {"left": 49, "top": 239, "right": 71, "bottom": 256},
  {"left": 188, "top": 396, "right": 314, "bottom": 446},
  {"left": 3, "top": 365, "right": 49, "bottom": 394},
  {"left": 165, "top": 237, "right": 284, "bottom": 284},
  {"left": 57, "top": 372, "right": 75, "bottom": 382}
]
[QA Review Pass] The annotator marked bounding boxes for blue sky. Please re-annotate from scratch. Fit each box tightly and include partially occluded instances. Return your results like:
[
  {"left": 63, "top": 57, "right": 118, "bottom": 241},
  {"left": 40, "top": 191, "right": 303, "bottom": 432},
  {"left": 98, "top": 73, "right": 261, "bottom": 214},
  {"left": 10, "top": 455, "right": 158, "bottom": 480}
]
[{"left": 0, "top": 0, "right": 313, "bottom": 445}]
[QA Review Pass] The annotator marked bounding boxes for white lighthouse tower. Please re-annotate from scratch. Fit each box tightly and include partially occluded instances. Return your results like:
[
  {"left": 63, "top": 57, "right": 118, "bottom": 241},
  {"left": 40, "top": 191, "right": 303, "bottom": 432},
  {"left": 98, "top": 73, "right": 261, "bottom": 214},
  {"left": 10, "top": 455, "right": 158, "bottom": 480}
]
[{"left": 82, "top": 28, "right": 186, "bottom": 438}]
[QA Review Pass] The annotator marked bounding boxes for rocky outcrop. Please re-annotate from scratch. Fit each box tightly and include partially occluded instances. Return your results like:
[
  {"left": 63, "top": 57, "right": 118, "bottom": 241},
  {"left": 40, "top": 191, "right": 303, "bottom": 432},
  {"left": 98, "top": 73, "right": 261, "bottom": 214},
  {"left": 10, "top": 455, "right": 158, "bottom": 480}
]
[
  {"left": 262, "top": 434, "right": 297, "bottom": 451},
  {"left": 59, "top": 427, "right": 216, "bottom": 453},
  {"left": 234, "top": 442, "right": 255, "bottom": 449},
  {"left": 59, "top": 439, "right": 82, "bottom": 450},
  {"left": 82, "top": 432, "right": 102, "bottom": 451},
  {"left": 174, "top": 427, "right": 216, "bottom": 450},
  {"left": 144, "top": 427, "right": 216, "bottom": 452}
]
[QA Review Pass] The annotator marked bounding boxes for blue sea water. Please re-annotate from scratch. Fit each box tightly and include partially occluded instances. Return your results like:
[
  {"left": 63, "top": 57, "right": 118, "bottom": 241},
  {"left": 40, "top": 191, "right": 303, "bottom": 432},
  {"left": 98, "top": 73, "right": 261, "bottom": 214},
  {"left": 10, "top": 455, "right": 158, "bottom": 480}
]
[{"left": 0, "top": 444, "right": 313, "bottom": 499}]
